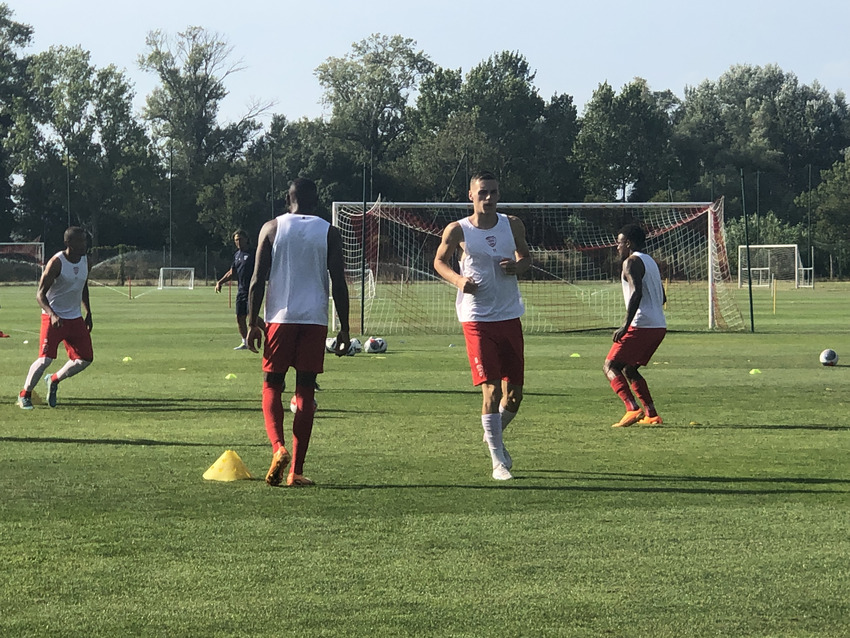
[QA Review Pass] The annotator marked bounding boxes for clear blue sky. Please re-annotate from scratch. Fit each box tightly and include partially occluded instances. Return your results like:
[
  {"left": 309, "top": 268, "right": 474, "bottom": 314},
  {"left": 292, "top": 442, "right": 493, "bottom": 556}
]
[{"left": 13, "top": 0, "right": 850, "bottom": 126}]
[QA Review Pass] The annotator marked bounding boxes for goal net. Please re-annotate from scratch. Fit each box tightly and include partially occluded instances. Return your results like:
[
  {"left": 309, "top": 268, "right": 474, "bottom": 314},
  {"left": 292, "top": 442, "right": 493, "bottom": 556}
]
[
  {"left": 332, "top": 198, "right": 744, "bottom": 335},
  {"left": 737, "top": 244, "right": 813, "bottom": 288},
  {"left": 0, "top": 242, "right": 44, "bottom": 284},
  {"left": 157, "top": 267, "right": 195, "bottom": 290}
]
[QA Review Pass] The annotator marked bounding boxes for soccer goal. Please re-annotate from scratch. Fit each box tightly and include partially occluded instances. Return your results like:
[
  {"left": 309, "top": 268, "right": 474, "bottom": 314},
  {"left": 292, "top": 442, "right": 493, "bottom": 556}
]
[
  {"left": 737, "top": 244, "right": 813, "bottom": 289},
  {"left": 157, "top": 267, "right": 195, "bottom": 290},
  {"left": 0, "top": 242, "right": 44, "bottom": 284},
  {"left": 332, "top": 198, "right": 744, "bottom": 335}
]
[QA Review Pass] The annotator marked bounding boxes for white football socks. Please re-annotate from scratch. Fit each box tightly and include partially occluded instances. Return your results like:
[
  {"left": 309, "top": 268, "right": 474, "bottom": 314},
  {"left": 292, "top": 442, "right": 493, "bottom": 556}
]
[{"left": 481, "top": 413, "right": 507, "bottom": 469}]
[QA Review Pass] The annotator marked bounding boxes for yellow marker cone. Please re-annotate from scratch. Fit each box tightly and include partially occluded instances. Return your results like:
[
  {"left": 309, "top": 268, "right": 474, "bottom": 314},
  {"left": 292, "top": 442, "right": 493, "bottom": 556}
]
[
  {"left": 203, "top": 450, "right": 252, "bottom": 481},
  {"left": 225, "top": 373, "right": 237, "bottom": 380},
  {"left": 122, "top": 356, "right": 133, "bottom": 362},
  {"left": 570, "top": 353, "right": 581, "bottom": 358},
  {"left": 749, "top": 368, "right": 762, "bottom": 375}
]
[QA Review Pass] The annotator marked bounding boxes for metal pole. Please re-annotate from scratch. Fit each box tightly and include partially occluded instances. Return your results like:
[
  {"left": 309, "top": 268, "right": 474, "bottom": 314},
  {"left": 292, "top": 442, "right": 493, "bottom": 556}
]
[
  {"left": 169, "top": 145, "right": 173, "bottom": 268},
  {"left": 360, "top": 163, "right": 367, "bottom": 334},
  {"left": 270, "top": 136, "right": 275, "bottom": 219},
  {"left": 66, "top": 147, "right": 71, "bottom": 226},
  {"left": 741, "top": 169, "right": 755, "bottom": 333}
]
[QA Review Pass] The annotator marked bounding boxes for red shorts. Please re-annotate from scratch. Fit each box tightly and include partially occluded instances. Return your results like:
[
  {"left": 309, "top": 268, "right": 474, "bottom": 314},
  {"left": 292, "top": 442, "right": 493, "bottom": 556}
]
[
  {"left": 607, "top": 327, "right": 666, "bottom": 367},
  {"left": 39, "top": 314, "right": 93, "bottom": 361},
  {"left": 462, "top": 318, "right": 524, "bottom": 387},
  {"left": 262, "top": 323, "right": 327, "bottom": 374}
]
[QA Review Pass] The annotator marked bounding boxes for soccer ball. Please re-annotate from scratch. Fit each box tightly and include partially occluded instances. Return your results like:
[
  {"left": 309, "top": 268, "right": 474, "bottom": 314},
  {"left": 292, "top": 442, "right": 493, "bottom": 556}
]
[
  {"left": 325, "top": 337, "right": 338, "bottom": 353},
  {"left": 347, "top": 338, "right": 363, "bottom": 356},
  {"left": 290, "top": 395, "right": 318, "bottom": 413},
  {"left": 364, "top": 336, "right": 387, "bottom": 353},
  {"left": 819, "top": 349, "right": 838, "bottom": 366}
]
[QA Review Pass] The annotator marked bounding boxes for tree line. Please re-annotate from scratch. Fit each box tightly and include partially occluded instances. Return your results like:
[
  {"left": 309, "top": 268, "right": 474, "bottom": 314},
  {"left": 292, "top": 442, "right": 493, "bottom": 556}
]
[{"left": 2, "top": 5, "right": 849, "bottom": 274}]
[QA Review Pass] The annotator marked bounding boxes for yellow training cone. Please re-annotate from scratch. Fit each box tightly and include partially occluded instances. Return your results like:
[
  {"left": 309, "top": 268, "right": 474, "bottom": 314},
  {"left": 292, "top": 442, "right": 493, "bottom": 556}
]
[{"left": 203, "top": 450, "right": 252, "bottom": 481}]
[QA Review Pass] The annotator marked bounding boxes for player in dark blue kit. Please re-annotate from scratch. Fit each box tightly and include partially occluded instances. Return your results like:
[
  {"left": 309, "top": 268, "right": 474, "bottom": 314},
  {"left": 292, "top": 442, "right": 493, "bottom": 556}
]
[{"left": 215, "top": 230, "right": 255, "bottom": 350}]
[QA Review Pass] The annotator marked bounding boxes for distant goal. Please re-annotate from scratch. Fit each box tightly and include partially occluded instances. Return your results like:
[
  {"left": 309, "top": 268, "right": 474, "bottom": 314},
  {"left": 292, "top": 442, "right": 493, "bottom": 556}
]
[
  {"left": 332, "top": 198, "right": 744, "bottom": 334},
  {"left": 737, "top": 244, "right": 813, "bottom": 288},
  {"left": 157, "top": 267, "right": 195, "bottom": 290},
  {"left": 0, "top": 242, "right": 44, "bottom": 284}
]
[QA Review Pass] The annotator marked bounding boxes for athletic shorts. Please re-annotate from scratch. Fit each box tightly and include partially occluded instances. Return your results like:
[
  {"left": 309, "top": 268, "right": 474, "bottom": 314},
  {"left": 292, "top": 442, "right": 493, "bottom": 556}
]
[
  {"left": 262, "top": 323, "right": 326, "bottom": 374},
  {"left": 461, "top": 318, "right": 524, "bottom": 387},
  {"left": 234, "top": 292, "right": 248, "bottom": 316},
  {"left": 39, "top": 314, "right": 93, "bottom": 361},
  {"left": 607, "top": 326, "right": 666, "bottom": 367}
]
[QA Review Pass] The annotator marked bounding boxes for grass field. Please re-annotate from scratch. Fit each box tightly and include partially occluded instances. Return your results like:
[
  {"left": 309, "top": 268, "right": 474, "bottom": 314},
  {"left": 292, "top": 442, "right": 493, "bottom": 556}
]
[{"left": 1, "top": 282, "right": 849, "bottom": 637}]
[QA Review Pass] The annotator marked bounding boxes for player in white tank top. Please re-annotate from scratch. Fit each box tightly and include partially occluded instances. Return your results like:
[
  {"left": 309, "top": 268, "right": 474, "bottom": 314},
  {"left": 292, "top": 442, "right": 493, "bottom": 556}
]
[
  {"left": 434, "top": 171, "right": 531, "bottom": 481},
  {"left": 247, "top": 178, "right": 351, "bottom": 487},
  {"left": 17, "top": 226, "right": 93, "bottom": 410},
  {"left": 604, "top": 224, "right": 668, "bottom": 428}
]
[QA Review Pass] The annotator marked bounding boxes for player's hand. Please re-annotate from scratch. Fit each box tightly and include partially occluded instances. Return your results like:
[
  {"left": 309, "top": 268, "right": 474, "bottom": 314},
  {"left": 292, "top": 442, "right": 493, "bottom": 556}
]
[
  {"left": 459, "top": 277, "right": 478, "bottom": 294},
  {"left": 84, "top": 313, "right": 93, "bottom": 332},
  {"left": 613, "top": 326, "right": 627, "bottom": 343},
  {"left": 214, "top": 282, "right": 222, "bottom": 293},
  {"left": 50, "top": 314, "right": 63, "bottom": 328},
  {"left": 247, "top": 324, "right": 265, "bottom": 353},
  {"left": 499, "top": 259, "right": 518, "bottom": 276},
  {"left": 334, "top": 330, "right": 351, "bottom": 357}
]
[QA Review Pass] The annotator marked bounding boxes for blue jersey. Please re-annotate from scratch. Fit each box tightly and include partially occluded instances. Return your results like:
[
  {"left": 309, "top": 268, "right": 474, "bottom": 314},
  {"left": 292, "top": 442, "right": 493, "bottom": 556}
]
[{"left": 231, "top": 249, "right": 254, "bottom": 295}]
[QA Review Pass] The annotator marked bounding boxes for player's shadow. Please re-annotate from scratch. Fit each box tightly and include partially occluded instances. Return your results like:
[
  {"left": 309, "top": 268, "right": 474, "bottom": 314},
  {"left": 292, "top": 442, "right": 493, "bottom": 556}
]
[
  {"left": 0, "top": 435, "right": 252, "bottom": 447},
  {"left": 62, "top": 396, "right": 258, "bottom": 413}
]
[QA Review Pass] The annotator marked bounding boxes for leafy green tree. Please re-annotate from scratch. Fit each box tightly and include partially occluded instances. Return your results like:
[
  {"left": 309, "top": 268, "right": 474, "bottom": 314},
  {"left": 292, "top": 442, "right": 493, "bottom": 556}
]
[
  {"left": 797, "top": 151, "right": 850, "bottom": 276},
  {"left": 673, "top": 64, "right": 850, "bottom": 221},
  {"left": 0, "top": 4, "right": 33, "bottom": 240},
  {"left": 575, "top": 79, "right": 671, "bottom": 202},
  {"left": 14, "top": 45, "right": 161, "bottom": 248},
  {"left": 139, "top": 26, "right": 264, "bottom": 251},
  {"left": 459, "top": 51, "right": 545, "bottom": 198},
  {"left": 315, "top": 33, "right": 434, "bottom": 170}
]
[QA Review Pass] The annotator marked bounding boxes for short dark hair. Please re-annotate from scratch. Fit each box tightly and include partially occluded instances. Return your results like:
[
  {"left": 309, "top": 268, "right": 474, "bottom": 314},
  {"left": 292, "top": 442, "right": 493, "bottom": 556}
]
[
  {"left": 619, "top": 223, "right": 646, "bottom": 249},
  {"left": 64, "top": 226, "right": 85, "bottom": 242},
  {"left": 290, "top": 177, "right": 318, "bottom": 210},
  {"left": 470, "top": 170, "right": 497, "bottom": 187},
  {"left": 233, "top": 229, "right": 248, "bottom": 240}
]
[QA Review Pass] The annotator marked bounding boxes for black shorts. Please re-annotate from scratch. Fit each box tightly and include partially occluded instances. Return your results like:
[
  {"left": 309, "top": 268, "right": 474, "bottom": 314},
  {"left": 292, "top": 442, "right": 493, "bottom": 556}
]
[{"left": 235, "top": 293, "right": 249, "bottom": 316}]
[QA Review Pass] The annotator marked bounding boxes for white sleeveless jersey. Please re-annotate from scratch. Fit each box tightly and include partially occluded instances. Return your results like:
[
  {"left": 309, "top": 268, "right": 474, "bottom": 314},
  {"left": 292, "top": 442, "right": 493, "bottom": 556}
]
[
  {"left": 264, "top": 214, "right": 330, "bottom": 326},
  {"left": 622, "top": 251, "right": 666, "bottom": 328},
  {"left": 45, "top": 252, "right": 87, "bottom": 320},
  {"left": 455, "top": 214, "right": 525, "bottom": 323}
]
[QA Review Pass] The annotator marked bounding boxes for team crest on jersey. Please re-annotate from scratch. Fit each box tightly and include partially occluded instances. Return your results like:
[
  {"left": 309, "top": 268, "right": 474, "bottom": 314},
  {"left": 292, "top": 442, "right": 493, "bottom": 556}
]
[
  {"left": 73, "top": 266, "right": 80, "bottom": 275},
  {"left": 486, "top": 236, "right": 497, "bottom": 248}
]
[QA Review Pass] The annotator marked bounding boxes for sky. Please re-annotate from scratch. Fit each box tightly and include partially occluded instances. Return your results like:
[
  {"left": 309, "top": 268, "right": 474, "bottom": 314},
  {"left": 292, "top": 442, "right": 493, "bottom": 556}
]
[{"left": 12, "top": 0, "right": 850, "bottom": 127}]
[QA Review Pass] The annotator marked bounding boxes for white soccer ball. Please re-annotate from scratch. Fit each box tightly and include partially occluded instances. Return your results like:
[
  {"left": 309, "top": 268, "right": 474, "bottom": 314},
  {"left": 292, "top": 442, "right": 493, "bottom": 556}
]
[
  {"left": 819, "top": 349, "right": 838, "bottom": 367},
  {"left": 325, "top": 337, "right": 338, "bottom": 353},
  {"left": 290, "top": 395, "right": 318, "bottom": 413},
  {"left": 364, "top": 336, "right": 387, "bottom": 353},
  {"left": 347, "top": 338, "right": 363, "bottom": 356}
]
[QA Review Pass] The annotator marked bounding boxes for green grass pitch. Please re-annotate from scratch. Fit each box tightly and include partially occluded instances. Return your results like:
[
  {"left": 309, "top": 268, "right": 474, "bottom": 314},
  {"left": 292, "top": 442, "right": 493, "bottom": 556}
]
[{"left": 1, "top": 282, "right": 849, "bottom": 637}]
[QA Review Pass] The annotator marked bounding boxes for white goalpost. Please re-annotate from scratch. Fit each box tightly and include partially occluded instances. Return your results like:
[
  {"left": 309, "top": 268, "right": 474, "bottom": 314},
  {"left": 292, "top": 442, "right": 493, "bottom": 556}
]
[
  {"left": 332, "top": 198, "right": 744, "bottom": 335},
  {"left": 0, "top": 242, "right": 45, "bottom": 284},
  {"left": 157, "top": 267, "right": 195, "bottom": 290},
  {"left": 737, "top": 244, "right": 813, "bottom": 289}
]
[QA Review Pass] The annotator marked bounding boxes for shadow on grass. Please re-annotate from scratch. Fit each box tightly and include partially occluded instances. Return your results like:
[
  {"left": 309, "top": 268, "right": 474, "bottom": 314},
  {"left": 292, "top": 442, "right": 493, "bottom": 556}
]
[
  {"left": 0, "top": 435, "right": 264, "bottom": 447},
  {"left": 54, "top": 397, "right": 258, "bottom": 413},
  {"left": 317, "top": 480, "right": 846, "bottom": 495},
  {"left": 525, "top": 469, "right": 850, "bottom": 486}
]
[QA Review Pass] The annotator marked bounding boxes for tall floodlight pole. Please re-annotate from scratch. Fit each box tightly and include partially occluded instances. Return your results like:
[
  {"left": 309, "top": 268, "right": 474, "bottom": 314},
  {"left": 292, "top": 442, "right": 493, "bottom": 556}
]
[
  {"left": 169, "top": 145, "right": 173, "bottom": 268},
  {"left": 269, "top": 135, "right": 275, "bottom": 219},
  {"left": 65, "top": 147, "right": 71, "bottom": 226}
]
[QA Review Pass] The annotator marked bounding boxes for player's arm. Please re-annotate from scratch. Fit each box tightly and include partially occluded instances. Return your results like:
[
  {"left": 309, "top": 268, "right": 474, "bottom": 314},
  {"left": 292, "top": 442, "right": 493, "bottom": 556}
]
[
  {"left": 501, "top": 215, "right": 531, "bottom": 276},
  {"left": 327, "top": 226, "right": 351, "bottom": 357},
  {"left": 82, "top": 279, "right": 92, "bottom": 332},
  {"left": 246, "top": 220, "right": 275, "bottom": 352},
  {"left": 36, "top": 256, "right": 63, "bottom": 327},
  {"left": 614, "top": 255, "right": 646, "bottom": 342},
  {"left": 215, "top": 267, "right": 234, "bottom": 293},
  {"left": 434, "top": 222, "right": 478, "bottom": 294}
]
